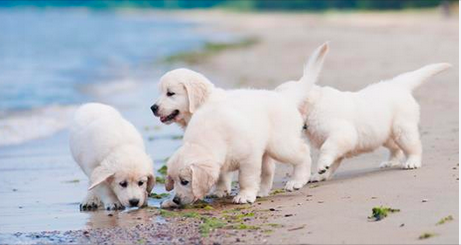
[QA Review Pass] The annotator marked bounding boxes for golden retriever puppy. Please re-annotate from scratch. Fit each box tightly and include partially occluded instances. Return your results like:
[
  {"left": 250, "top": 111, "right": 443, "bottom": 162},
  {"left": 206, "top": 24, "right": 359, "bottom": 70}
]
[
  {"left": 152, "top": 63, "right": 277, "bottom": 199},
  {"left": 276, "top": 51, "right": 451, "bottom": 181},
  {"left": 153, "top": 44, "right": 328, "bottom": 204},
  {"left": 69, "top": 103, "right": 155, "bottom": 210},
  {"left": 159, "top": 44, "right": 329, "bottom": 207}
]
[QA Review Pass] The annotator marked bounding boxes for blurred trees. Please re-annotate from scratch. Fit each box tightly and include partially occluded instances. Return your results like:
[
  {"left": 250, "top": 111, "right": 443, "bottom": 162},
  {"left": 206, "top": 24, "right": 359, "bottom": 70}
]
[{"left": 0, "top": 0, "right": 453, "bottom": 10}]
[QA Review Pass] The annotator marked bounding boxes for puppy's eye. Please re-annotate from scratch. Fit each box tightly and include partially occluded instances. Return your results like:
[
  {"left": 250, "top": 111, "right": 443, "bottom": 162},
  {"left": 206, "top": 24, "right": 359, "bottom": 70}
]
[
  {"left": 180, "top": 179, "right": 189, "bottom": 186},
  {"left": 119, "top": 181, "right": 128, "bottom": 188},
  {"left": 166, "top": 91, "right": 175, "bottom": 97},
  {"left": 138, "top": 181, "right": 144, "bottom": 186}
]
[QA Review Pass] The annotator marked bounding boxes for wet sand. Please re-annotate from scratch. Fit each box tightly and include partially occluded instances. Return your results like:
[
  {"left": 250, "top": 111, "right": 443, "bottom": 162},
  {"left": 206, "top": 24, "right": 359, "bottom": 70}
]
[{"left": 1, "top": 9, "right": 459, "bottom": 244}]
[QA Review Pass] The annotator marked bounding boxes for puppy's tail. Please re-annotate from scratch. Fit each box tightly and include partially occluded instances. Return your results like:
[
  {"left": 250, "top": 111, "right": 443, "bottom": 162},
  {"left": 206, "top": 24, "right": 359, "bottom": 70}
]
[
  {"left": 299, "top": 42, "right": 329, "bottom": 90},
  {"left": 390, "top": 63, "right": 451, "bottom": 91},
  {"left": 276, "top": 42, "right": 329, "bottom": 105}
]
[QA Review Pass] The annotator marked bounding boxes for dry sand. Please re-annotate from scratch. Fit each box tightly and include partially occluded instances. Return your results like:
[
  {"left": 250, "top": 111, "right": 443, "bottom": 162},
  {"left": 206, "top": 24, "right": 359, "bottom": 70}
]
[{"left": 6, "top": 9, "right": 458, "bottom": 244}]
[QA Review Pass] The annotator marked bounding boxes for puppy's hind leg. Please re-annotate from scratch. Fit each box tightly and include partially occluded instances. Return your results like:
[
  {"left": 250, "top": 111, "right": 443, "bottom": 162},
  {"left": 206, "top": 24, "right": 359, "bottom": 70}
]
[
  {"left": 270, "top": 140, "right": 311, "bottom": 192},
  {"left": 394, "top": 123, "right": 422, "bottom": 169},
  {"left": 380, "top": 139, "right": 405, "bottom": 168},
  {"left": 258, "top": 154, "right": 276, "bottom": 197}
]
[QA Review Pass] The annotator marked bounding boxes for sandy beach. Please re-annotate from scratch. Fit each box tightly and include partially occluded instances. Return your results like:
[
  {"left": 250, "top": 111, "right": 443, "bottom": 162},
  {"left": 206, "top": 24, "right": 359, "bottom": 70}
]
[
  {"left": 176, "top": 9, "right": 459, "bottom": 244},
  {"left": 1, "top": 9, "right": 458, "bottom": 244}
]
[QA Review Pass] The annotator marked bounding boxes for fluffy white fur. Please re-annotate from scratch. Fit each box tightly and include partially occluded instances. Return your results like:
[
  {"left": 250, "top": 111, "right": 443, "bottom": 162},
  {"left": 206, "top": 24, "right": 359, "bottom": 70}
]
[
  {"left": 277, "top": 47, "right": 451, "bottom": 182},
  {"left": 157, "top": 44, "right": 329, "bottom": 207},
  {"left": 154, "top": 71, "right": 279, "bottom": 201},
  {"left": 69, "top": 103, "right": 155, "bottom": 210}
]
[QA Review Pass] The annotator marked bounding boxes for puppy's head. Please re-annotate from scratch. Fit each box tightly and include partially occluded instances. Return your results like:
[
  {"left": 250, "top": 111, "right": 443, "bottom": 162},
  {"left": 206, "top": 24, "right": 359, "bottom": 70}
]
[
  {"left": 164, "top": 144, "right": 219, "bottom": 206},
  {"left": 151, "top": 68, "right": 214, "bottom": 125},
  {"left": 88, "top": 146, "right": 155, "bottom": 208}
]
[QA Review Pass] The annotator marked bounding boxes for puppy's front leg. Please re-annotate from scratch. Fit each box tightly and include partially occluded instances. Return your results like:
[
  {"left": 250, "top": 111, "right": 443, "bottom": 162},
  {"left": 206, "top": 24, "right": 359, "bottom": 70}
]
[
  {"left": 233, "top": 158, "right": 261, "bottom": 204},
  {"left": 95, "top": 184, "right": 125, "bottom": 210},
  {"left": 80, "top": 189, "right": 102, "bottom": 211},
  {"left": 212, "top": 172, "right": 233, "bottom": 198}
]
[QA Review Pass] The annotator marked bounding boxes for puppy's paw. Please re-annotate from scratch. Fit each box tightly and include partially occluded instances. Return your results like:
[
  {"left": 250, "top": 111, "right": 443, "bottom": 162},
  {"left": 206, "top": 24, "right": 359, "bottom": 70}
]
[
  {"left": 160, "top": 199, "right": 179, "bottom": 209},
  {"left": 380, "top": 159, "right": 402, "bottom": 168},
  {"left": 284, "top": 179, "right": 306, "bottom": 192},
  {"left": 104, "top": 201, "right": 125, "bottom": 211},
  {"left": 317, "top": 165, "right": 330, "bottom": 175},
  {"left": 379, "top": 161, "right": 393, "bottom": 168},
  {"left": 210, "top": 189, "right": 230, "bottom": 198},
  {"left": 309, "top": 173, "right": 327, "bottom": 183},
  {"left": 403, "top": 159, "right": 421, "bottom": 170},
  {"left": 257, "top": 188, "right": 271, "bottom": 198},
  {"left": 233, "top": 192, "right": 256, "bottom": 204},
  {"left": 80, "top": 195, "right": 101, "bottom": 211},
  {"left": 80, "top": 202, "right": 100, "bottom": 211}
]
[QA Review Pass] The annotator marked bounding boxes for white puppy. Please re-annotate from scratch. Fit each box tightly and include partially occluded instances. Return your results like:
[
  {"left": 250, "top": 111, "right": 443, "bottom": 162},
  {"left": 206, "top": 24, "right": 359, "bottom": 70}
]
[
  {"left": 69, "top": 103, "right": 155, "bottom": 210},
  {"left": 159, "top": 45, "right": 329, "bottom": 207},
  {"left": 277, "top": 51, "right": 451, "bottom": 182},
  {"left": 153, "top": 44, "right": 329, "bottom": 204},
  {"left": 152, "top": 63, "right": 277, "bottom": 199}
]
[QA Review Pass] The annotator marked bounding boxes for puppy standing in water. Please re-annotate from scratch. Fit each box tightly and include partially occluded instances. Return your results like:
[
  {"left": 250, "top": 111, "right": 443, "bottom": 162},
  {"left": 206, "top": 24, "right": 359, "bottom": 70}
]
[
  {"left": 70, "top": 103, "right": 155, "bottom": 210},
  {"left": 155, "top": 45, "right": 329, "bottom": 207},
  {"left": 276, "top": 47, "right": 451, "bottom": 181}
]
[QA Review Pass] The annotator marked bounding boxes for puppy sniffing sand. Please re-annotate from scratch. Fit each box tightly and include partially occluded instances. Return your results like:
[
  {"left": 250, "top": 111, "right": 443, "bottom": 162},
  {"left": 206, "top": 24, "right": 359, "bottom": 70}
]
[
  {"left": 158, "top": 44, "right": 329, "bottom": 207},
  {"left": 69, "top": 103, "right": 155, "bottom": 210}
]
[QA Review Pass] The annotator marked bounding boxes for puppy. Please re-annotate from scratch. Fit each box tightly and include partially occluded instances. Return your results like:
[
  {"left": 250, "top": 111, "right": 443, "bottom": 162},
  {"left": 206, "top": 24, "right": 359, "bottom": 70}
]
[
  {"left": 153, "top": 44, "right": 329, "bottom": 203},
  {"left": 277, "top": 51, "right": 451, "bottom": 182},
  {"left": 69, "top": 103, "right": 155, "bottom": 210},
  {"left": 159, "top": 44, "right": 329, "bottom": 207},
  {"left": 152, "top": 63, "right": 276, "bottom": 199}
]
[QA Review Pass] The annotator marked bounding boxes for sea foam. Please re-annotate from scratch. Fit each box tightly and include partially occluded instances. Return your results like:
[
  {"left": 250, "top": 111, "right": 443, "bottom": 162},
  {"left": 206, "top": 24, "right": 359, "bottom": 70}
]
[{"left": 0, "top": 105, "right": 77, "bottom": 146}]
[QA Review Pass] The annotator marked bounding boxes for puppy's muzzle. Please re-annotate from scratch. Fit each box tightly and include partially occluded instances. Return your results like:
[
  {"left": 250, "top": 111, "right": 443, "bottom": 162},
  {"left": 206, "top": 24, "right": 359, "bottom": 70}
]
[{"left": 151, "top": 104, "right": 159, "bottom": 116}]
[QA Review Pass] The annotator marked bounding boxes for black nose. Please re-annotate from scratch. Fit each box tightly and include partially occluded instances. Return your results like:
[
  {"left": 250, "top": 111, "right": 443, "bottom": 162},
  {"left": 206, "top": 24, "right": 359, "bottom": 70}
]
[
  {"left": 129, "top": 199, "right": 140, "bottom": 207},
  {"left": 172, "top": 196, "right": 181, "bottom": 205},
  {"left": 151, "top": 104, "right": 159, "bottom": 116}
]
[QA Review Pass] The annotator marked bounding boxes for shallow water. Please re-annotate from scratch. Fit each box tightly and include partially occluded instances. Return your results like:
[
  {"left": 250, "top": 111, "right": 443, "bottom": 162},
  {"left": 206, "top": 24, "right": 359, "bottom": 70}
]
[
  {"left": 0, "top": 100, "right": 183, "bottom": 233},
  {"left": 0, "top": 7, "right": 232, "bottom": 146},
  {"left": 0, "top": 7, "right": 232, "bottom": 237}
]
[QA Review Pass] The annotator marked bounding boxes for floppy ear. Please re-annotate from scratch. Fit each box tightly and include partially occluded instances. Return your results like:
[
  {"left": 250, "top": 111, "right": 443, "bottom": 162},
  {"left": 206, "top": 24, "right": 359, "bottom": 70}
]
[
  {"left": 190, "top": 162, "right": 219, "bottom": 200},
  {"left": 88, "top": 166, "right": 114, "bottom": 190},
  {"left": 165, "top": 175, "right": 174, "bottom": 191},
  {"left": 146, "top": 174, "right": 155, "bottom": 194},
  {"left": 183, "top": 76, "right": 213, "bottom": 113}
]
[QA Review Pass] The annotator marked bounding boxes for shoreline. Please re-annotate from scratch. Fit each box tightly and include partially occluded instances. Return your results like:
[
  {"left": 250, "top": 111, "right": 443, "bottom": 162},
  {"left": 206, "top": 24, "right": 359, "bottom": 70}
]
[{"left": 1, "top": 9, "right": 458, "bottom": 244}]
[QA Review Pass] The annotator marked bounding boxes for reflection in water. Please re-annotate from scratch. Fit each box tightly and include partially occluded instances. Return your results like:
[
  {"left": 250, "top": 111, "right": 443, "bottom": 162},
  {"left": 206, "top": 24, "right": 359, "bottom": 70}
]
[{"left": 84, "top": 208, "right": 165, "bottom": 230}]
